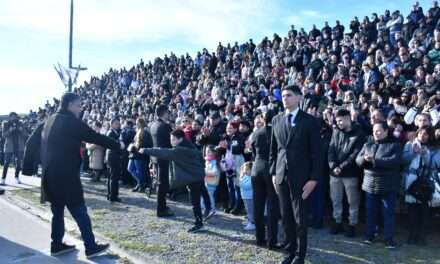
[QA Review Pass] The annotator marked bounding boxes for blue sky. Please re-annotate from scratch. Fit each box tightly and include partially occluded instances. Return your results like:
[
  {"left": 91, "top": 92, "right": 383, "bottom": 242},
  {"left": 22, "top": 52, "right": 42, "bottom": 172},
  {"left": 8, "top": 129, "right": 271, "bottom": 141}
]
[{"left": 0, "top": 0, "right": 429, "bottom": 115}]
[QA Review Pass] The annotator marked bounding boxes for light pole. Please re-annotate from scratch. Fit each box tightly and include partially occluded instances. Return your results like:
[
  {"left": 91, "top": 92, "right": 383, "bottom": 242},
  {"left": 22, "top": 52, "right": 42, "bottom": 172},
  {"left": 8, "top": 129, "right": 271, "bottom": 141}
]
[{"left": 68, "top": 0, "right": 73, "bottom": 92}]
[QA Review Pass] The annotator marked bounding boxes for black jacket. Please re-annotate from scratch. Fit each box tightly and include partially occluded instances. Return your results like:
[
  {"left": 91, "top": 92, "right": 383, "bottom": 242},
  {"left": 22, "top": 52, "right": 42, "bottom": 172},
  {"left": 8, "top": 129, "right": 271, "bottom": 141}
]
[
  {"left": 197, "top": 121, "right": 226, "bottom": 147},
  {"left": 141, "top": 139, "right": 204, "bottom": 189},
  {"left": 251, "top": 126, "right": 271, "bottom": 178},
  {"left": 23, "top": 110, "right": 119, "bottom": 205},
  {"left": 270, "top": 110, "right": 323, "bottom": 196},
  {"left": 149, "top": 119, "right": 172, "bottom": 163},
  {"left": 356, "top": 137, "right": 402, "bottom": 194},
  {"left": 106, "top": 129, "right": 122, "bottom": 165},
  {"left": 328, "top": 124, "right": 366, "bottom": 178}
]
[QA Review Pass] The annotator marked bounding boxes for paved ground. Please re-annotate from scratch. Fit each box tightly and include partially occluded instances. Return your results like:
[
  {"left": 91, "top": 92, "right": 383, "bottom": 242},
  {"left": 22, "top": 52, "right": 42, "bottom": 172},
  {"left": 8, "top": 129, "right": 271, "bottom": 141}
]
[{"left": 0, "top": 196, "right": 120, "bottom": 264}]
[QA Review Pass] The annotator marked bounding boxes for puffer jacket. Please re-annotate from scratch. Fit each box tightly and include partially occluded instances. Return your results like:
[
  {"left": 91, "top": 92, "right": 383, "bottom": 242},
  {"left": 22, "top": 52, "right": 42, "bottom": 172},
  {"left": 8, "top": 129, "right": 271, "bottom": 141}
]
[
  {"left": 402, "top": 142, "right": 440, "bottom": 206},
  {"left": 356, "top": 137, "right": 402, "bottom": 194},
  {"left": 328, "top": 124, "right": 366, "bottom": 178}
]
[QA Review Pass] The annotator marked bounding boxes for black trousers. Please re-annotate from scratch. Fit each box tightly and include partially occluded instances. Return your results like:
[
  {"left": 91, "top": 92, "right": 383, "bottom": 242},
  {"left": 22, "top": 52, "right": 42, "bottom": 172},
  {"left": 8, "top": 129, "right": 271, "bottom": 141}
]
[
  {"left": 252, "top": 175, "right": 280, "bottom": 245},
  {"left": 188, "top": 181, "right": 203, "bottom": 225},
  {"left": 154, "top": 161, "right": 169, "bottom": 213},
  {"left": 407, "top": 202, "right": 429, "bottom": 240},
  {"left": 107, "top": 160, "right": 120, "bottom": 200},
  {"left": 200, "top": 184, "right": 212, "bottom": 212},
  {"left": 275, "top": 178, "right": 309, "bottom": 260}
]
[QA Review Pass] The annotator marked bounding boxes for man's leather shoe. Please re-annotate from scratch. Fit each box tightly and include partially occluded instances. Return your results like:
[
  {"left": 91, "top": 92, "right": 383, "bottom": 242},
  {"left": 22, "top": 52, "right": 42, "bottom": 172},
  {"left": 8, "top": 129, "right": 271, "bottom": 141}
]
[
  {"left": 268, "top": 243, "right": 284, "bottom": 251},
  {"left": 157, "top": 209, "right": 174, "bottom": 218}
]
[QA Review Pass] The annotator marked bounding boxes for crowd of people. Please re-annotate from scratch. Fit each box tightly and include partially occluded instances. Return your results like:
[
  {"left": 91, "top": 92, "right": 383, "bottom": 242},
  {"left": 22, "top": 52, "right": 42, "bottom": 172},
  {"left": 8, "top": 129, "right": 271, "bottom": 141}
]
[{"left": 2, "top": 1, "right": 440, "bottom": 263}]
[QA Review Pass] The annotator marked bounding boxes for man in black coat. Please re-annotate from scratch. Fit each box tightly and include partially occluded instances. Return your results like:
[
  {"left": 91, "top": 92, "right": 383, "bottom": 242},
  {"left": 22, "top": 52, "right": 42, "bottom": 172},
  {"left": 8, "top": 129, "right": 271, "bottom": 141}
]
[
  {"left": 106, "top": 118, "right": 123, "bottom": 202},
  {"left": 22, "top": 93, "right": 120, "bottom": 258},
  {"left": 250, "top": 112, "right": 281, "bottom": 249},
  {"left": 149, "top": 105, "right": 174, "bottom": 217},
  {"left": 270, "top": 85, "right": 322, "bottom": 264}
]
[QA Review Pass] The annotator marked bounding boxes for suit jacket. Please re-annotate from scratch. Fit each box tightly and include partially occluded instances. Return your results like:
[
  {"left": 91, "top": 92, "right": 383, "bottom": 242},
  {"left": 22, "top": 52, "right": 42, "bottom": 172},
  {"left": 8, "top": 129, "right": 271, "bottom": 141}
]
[
  {"left": 269, "top": 110, "right": 323, "bottom": 196},
  {"left": 106, "top": 129, "right": 122, "bottom": 165},
  {"left": 251, "top": 126, "right": 271, "bottom": 178},
  {"left": 149, "top": 119, "right": 172, "bottom": 163}
]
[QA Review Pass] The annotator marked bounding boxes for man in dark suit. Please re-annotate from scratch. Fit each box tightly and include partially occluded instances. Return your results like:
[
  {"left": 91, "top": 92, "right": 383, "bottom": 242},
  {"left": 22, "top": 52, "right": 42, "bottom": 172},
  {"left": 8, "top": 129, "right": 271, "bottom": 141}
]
[
  {"left": 106, "top": 118, "right": 123, "bottom": 203},
  {"left": 270, "top": 85, "right": 322, "bottom": 264},
  {"left": 22, "top": 93, "right": 120, "bottom": 258},
  {"left": 150, "top": 105, "right": 174, "bottom": 217},
  {"left": 250, "top": 111, "right": 281, "bottom": 249}
]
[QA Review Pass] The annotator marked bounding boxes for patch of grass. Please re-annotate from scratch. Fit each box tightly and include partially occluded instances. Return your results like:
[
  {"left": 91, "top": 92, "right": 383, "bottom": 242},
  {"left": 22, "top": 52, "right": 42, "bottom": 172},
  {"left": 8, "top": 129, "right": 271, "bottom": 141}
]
[
  {"left": 232, "top": 246, "right": 255, "bottom": 261},
  {"left": 119, "top": 240, "right": 170, "bottom": 254},
  {"left": 101, "top": 231, "right": 118, "bottom": 241}
]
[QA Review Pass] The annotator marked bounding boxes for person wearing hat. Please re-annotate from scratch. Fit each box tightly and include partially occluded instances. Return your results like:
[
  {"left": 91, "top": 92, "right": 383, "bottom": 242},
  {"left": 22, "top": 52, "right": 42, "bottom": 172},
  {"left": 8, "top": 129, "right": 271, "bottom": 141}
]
[
  {"left": 22, "top": 92, "right": 121, "bottom": 258},
  {"left": 1, "top": 112, "right": 27, "bottom": 185}
]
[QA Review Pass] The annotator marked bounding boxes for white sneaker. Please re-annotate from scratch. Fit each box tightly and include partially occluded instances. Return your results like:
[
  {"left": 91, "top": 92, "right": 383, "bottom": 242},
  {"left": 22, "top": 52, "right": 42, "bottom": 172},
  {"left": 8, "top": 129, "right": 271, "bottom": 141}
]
[
  {"left": 0, "top": 179, "right": 5, "bottom": 186},
  {"left": 15, "top": 178, "right": 21, "bottom": 184},
  {"left": 244, "top": 222, "right": 256, "bottom": 231}
]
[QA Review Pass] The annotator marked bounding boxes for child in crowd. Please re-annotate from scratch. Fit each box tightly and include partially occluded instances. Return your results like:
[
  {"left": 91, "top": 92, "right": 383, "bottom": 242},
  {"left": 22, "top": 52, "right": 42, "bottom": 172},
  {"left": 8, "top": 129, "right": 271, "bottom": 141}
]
[
  {"left": 240, "top": 162, "right": 255, "bottom": 231},
  {"left": 203, "top": 145, "right": 221, "bottom": 219}
]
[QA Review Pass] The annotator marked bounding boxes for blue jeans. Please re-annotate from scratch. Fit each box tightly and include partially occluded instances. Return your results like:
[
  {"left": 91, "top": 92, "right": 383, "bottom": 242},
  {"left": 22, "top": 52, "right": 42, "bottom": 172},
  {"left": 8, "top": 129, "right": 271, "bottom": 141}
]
[
  {"left": 365, "top": 192, "right": 396, "bottom": 242},
  {"left": 50, "top": 203, "right": 96, "bottom": 250},
  {"left": 226, "top": 177, "right": 242, "bottom": 209},
  {"left": 128, "top": 159, "right": 147, "bottom": 186}
]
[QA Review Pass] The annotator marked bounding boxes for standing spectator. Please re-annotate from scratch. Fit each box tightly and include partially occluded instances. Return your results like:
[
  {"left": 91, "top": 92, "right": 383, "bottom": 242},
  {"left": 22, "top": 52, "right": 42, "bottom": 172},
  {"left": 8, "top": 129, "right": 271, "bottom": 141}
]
[
  {"left": 328, "top": 109, "right": 366, "bottom": 237},
  {"left": 250, "top": 113, "right": 280, "bottom": 249},
  {"left": 106, "top": 118, "right": 123, "bottom": 203},
  {"left": 239, "top": 162, "right": 255, "bottom": 231},
  {"left": 203, "top": 145, "right": 220, "bottom": 219},
  {"left": 219, "top": 121, "right": 245, "bottom": 215},
  {"left": 150, "top": 105, "right": 174, "bottom": 217},
  {"left": 128, "top": 118, "right": 153, "bottom": 193},
  {"left": 270, "top": 85, "right": 322, "bottom": 264},
  {"left": 86, "top": 121, "right": 106, "bottom": 182},
  {"left": 1, "top": 112, "right": 27, "bottom": 185},
  {"left": 356, "top": 122, "right": 402, "bottom": 249},
  {"left": 22, "top": 93, "right": 120, "bottom": 258},
  {"left": 120, "top": 120, "right": 136, "bottom": 186},
  {"left": 402, "top": 127, "right": 439, "bottom": 245}
]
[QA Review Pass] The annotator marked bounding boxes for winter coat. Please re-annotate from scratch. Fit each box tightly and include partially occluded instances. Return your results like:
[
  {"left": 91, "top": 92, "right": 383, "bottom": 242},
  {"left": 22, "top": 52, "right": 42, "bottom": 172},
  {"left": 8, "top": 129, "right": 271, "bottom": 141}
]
[{"left": 356, "top": 137, "right": 402, "bottom": 194}]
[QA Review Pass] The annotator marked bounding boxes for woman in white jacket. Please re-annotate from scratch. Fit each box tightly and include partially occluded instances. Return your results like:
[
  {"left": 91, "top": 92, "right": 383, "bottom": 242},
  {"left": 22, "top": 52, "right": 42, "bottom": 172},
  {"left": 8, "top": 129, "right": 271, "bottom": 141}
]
[{"left": 402, "top": 127, "right": 440, "bottom": 246}]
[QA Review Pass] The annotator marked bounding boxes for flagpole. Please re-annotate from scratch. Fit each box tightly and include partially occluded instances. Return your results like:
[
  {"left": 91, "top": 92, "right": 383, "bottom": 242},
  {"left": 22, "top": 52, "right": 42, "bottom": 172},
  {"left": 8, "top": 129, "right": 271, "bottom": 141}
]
[{"left": 68, "top": 0, "right": 73, "bottom": 92}]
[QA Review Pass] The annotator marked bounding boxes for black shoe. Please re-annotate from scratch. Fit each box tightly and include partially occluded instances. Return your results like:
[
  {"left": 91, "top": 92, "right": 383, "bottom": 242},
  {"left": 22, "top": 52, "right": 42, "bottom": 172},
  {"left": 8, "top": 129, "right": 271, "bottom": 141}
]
[
  {"left": 157, "top": 209, "right": 175, "bottom": 218},
  {"left": 345, "top": 225, "right": 356, "bottom": 238},
  {"left": 0, "top": 189, "right": 4, "bottom": 195},
  {"left": 138, "top": 185, "right": 147, "bottom": 193},
  {"left": 231, "top": 207, "right": 243, "bottom": 215},
  {"left": 132, "top": 185, "right": 140, "bottom": 192},
  {"left": 224, "top": 207, "right": 233, "bottom": 214},
  {"left": 85, "top": 243, "right": 110, "bottom": 259},
  {"left": 384, "top": 240, "right": 397, "bottom": 249},
  {"left": 268, "top": 243, "right": 284, "bottom": 251},
  {"left": 109, "top": 198, "right": 122, "bottom": 203},
  {"left": 50, "top": 243, "right": 76, "bottom": 256},
  {"left": 330, "top": 222, "right": 343, "bottom": 235},
  {"left": 281, "top": 254, "right": 296, "bottom": 264},
  {"left": 187, "top": 223, "right": 206, "bottom": 233}
]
